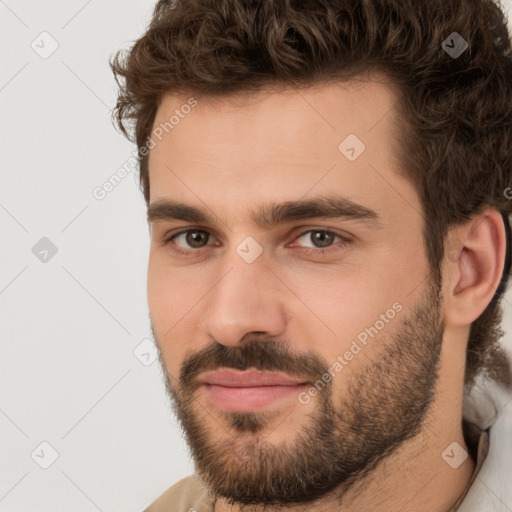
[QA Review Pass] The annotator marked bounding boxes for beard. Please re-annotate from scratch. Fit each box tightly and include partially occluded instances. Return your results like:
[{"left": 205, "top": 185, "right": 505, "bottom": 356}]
[{"left": 152, "top": 272, "right": 444, "bottom": 509}]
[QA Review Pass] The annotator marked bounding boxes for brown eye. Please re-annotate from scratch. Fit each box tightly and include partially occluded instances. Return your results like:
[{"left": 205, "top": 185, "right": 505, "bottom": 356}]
[
  {"left": 169, "top": 229, "right": 212, "bottom": 250},
  {"left": 291, "top": 229, "right": 351, "bottom": 255},
  {"left": 184, "top": 230, "right": 210, "bottom": 248}
]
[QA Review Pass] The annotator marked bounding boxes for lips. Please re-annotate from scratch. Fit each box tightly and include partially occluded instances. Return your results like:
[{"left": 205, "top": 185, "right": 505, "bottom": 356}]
[{"left": 198, "top": 368, "right": 309, "bottom": 387}]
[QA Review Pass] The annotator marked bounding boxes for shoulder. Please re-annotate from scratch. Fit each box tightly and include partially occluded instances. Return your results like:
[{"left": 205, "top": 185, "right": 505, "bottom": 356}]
[{"left": 143, "top": 474, "right": 214, "bottom": 512}]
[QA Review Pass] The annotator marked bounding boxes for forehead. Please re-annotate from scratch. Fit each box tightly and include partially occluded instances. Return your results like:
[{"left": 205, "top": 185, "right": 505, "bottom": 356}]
[
  {"left": 147, "top": 76, "right": 421, "bottom": 229},
  {"left": 150, "top": 75, "right": 401, "bottom": 156}
]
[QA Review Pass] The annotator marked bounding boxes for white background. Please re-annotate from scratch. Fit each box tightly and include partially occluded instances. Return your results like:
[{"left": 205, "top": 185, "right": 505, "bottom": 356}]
[{"left": 1, "top": 1, "right": 512, "bottom": 511}]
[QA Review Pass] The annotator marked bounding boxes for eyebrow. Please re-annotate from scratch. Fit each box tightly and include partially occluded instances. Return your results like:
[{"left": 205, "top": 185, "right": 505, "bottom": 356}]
[{"left": 147, "top": 195, "right": 382, "bottom": 230}]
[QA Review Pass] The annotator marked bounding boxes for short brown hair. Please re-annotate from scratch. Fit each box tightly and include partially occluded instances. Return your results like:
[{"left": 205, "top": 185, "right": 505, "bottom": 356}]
[{"left": 110, "top": 0, "right": 512, "bottom": 391}]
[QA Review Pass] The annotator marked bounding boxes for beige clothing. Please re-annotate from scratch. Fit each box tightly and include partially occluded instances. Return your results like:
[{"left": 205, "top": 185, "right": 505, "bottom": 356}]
[{"left": 143, "top": 422, "right": 489, "bottom": 512}]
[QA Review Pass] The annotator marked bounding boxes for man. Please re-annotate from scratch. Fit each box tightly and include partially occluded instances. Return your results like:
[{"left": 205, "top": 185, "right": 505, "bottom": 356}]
[{"left": 110, "top": 0, "right": 512, "bottom": 510}]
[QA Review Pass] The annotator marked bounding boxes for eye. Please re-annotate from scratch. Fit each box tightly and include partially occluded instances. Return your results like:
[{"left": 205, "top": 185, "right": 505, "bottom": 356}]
[
  {"left": 166, "top": 229, "right": 216, "bottom": 254},
  {"left": 290, "top": 229, "right": 350, "bottom": 254},
  {"left": 163, "top": 228, "right": 350, "bottom": 256}
]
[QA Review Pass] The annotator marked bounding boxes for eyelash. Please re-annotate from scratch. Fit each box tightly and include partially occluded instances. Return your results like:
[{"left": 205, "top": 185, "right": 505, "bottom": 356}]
[{"left": 162, "top": 228, "right": 351, "bottom": 256}]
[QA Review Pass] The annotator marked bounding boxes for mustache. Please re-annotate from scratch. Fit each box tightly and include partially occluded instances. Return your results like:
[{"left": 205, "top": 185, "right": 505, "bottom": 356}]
[{"left": 177, "top": 337, "right": 329, "bottom": 392}]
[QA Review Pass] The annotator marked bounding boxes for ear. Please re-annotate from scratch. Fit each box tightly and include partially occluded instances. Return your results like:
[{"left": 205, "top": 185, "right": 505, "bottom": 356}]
[{"left": 443, "top": 208, "right": 507, "bottom": 327}]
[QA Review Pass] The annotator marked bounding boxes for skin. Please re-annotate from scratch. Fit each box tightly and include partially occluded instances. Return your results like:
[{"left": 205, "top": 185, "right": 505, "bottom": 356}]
[{"left": 145, "top": 74, "right": 505, "bottom": 512}]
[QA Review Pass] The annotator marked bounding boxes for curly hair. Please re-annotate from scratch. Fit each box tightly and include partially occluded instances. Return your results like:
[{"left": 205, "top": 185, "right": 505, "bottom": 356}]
[{"left": 110, "top": 0, "right": 512, "bottom": 392}]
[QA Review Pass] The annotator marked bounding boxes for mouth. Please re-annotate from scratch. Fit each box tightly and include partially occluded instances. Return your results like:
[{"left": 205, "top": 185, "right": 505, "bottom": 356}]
[{"left": 198, "top": 368, "right": 310, "bottom": 411}]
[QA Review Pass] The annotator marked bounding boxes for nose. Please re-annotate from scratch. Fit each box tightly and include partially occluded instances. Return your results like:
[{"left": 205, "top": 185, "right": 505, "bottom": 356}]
[{"left": 200, "top": 253, "right": 288, "bottom": 347}]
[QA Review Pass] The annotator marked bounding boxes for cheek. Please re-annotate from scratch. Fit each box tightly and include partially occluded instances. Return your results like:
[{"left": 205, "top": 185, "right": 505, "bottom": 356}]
[
  {"left": 147, "top": 253, "right": 170, "bottom": 323},
  {"left": 148, "top": 251, "right": 223, "bottom": 375},
  {"left": 283, "top": 265, "right": 393, "bottom": 334},
  {"left": 147, "top": 250, "right": 196, "bottom": 322},
  {"left": 280, "top": 262, "right": 409, "bottom": 368},
  {"left": 147, "top": 255, "right": 193, "bottom": 369}
]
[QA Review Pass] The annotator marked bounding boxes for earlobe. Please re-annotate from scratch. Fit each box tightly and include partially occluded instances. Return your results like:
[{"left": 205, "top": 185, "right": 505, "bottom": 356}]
[{"left": 444, "top": 209, "right": 507, "bottom": 327}]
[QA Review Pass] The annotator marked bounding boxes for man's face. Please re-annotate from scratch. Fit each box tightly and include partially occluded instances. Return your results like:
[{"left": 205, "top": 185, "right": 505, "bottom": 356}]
[{"left": 146, "top": 78, "right": 445, "bottom": 507}]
